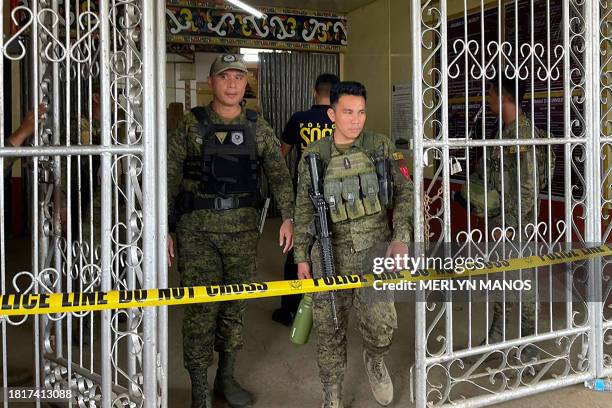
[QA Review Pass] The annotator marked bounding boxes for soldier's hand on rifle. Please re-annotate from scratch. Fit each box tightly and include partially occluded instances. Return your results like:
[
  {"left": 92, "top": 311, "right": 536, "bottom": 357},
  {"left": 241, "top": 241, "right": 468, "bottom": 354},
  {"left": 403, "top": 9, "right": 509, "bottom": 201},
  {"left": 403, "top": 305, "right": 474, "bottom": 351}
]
[
  {"left": 297, "top": 262, "right": 311, "bottom": 280},
  {"left": 385, "top": 240, "right": 409, "bottom": 271},
  {"left": 279, "top": 219, "right": 294, "bottom": 253},
  {"left": 167, "top": 235, "right": 175, "bottom": 267}
]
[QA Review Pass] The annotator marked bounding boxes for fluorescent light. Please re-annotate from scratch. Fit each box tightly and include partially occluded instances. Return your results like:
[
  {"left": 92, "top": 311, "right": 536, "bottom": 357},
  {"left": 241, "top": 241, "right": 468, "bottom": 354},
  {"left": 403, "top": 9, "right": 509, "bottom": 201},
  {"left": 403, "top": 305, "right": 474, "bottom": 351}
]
[
  {"left": 240, "top": 48, "right": 273, "bottom": 54},
  {"left": 226, "top": 0, "right": 266, "bottom": 19},
  {"left": 243, "top": 53, "right": 259, "bottom": 62},
  {"left": 240, "top": 48, "right": 274, "bottom": 62}
]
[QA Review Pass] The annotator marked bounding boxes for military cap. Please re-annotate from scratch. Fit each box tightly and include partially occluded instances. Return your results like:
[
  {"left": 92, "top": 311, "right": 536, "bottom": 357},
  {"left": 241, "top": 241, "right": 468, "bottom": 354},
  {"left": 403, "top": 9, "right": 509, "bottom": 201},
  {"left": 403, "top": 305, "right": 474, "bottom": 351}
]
[{"left": 209, "top": 54, "right": 248, "bottom": 76}]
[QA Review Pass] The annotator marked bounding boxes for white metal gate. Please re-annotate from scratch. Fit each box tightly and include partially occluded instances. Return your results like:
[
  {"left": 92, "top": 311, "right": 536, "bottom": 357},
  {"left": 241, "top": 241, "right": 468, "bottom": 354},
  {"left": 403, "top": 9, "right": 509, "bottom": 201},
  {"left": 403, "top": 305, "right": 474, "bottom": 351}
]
[
  {"left": 0, "top": 1, "right": 167, "bottom": 406},
  {"left": 411, "top": 0, "right": 611, "bottom": 406},
  {"left": 1, "top": 0, "right": 610, "bottom": 407}
]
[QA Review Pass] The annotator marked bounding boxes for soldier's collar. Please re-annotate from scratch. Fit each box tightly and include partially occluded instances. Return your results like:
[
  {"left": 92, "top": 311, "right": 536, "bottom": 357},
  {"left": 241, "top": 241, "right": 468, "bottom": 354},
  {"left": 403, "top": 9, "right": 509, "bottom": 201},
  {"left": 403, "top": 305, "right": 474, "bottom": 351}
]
[
  {"left": 502, "top": 113, "right": 530, "bottom": 131},
  {"left": 330, "top": 133, "right": 364, "bottom": 156}
]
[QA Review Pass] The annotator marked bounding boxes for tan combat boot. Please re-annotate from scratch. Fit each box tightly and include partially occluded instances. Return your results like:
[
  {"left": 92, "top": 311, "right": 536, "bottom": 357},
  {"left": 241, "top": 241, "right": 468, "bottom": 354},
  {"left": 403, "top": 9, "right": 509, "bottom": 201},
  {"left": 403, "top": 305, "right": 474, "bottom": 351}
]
[
  {"left": 321, "top": 384, "right": 343, "bottom": 408},
  {"left": 363, "top": 350, "right": 393, "bottom": 406}
]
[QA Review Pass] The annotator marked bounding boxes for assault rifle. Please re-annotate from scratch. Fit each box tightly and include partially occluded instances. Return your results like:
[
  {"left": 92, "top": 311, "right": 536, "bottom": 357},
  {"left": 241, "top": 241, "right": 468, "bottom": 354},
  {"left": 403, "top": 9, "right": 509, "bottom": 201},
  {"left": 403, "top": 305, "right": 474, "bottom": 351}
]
[{"left": 306, "top": 153, "right": 339, "bottom": 330}]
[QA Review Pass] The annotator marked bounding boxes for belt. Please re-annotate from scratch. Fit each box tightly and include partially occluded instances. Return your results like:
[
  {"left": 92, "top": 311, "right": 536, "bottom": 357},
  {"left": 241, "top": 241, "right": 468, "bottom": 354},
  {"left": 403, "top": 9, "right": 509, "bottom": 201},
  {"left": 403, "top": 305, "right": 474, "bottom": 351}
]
[{"left": 179, "top": 193, "right": 259, "bottom": 211}]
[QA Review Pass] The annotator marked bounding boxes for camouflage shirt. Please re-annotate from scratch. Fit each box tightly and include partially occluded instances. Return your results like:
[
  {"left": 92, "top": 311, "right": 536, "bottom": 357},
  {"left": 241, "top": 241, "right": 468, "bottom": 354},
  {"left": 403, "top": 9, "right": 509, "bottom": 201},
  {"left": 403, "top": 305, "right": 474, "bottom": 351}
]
[
  {"left": 61, "top": 116, "right": 102, "bottom": 206},
  {"left": 479, "top": 113, "right": 540, "bottom": 230},
  {"left": 293, "top": 131, "right": 414, "bottom": 263},
  {"left": 167, "top": 104, "right": 294, "bottom": 233}
]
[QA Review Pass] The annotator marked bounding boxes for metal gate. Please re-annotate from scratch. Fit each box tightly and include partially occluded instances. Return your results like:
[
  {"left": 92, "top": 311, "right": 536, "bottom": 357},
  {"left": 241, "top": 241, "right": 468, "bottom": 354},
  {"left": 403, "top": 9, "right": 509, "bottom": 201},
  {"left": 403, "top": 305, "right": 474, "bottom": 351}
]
[
  {"left": 0, "top": 1, "right": 167, "bottom": 407},
  {"left": 1, "top": 0, "right": 610, "bottom": 407},
  {"left": 411, "top": 0, "right": 611, "bottom": 406}
]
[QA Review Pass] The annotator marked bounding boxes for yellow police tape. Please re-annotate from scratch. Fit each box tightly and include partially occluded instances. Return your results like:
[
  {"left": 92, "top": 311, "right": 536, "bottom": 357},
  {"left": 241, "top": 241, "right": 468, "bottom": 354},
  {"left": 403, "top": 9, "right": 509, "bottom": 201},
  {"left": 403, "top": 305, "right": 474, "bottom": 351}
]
[{"left": 1, "top": 244, "right": 611, "bottom": 316}]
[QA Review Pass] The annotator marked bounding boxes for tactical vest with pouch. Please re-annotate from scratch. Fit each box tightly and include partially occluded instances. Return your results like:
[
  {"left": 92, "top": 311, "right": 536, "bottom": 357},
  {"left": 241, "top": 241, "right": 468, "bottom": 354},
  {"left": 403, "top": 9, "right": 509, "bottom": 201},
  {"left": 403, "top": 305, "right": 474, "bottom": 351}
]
[
  {"left": 460, "top": 122, "right": 556, "bottom": 218},
  {"left": 460, "top": 172, "right": 501, "bottom": 218},
  {"left": 319, "top": 135, "right": 392, "bottom": 223},
  {"left": 181, "top": 107, "right": 260, "bottom": 210},
  {"left": 534, "top": 126, "right": 556, "bottom": 190}
]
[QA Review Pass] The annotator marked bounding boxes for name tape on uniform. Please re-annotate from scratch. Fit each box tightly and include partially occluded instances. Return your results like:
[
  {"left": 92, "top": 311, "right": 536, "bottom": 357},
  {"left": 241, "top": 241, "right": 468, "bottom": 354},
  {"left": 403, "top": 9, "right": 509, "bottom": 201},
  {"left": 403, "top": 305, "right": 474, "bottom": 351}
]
[{"left": 1, "top": 244, "right": 611, "bottom": 316}]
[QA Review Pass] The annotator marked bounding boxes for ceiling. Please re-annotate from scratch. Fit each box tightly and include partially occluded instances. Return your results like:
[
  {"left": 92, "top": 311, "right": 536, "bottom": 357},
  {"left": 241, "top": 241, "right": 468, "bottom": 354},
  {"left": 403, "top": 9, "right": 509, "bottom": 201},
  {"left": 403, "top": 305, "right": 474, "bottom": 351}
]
[{"left": 244, "top": 0, "right": 376, "bottom": 14}]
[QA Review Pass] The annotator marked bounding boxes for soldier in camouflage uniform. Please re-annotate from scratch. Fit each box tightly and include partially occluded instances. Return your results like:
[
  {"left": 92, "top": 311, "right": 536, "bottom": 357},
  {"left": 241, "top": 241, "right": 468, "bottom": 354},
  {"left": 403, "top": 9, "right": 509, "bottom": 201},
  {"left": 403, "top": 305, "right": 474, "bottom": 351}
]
[
  {"left": 59, "top": 85, "right": 106, "bottom": 250},
  {"left": 59, "top": 92, "right": 106, "bottom": 346},
  {"left": 64, "top": 116, "right": 102, "bottom": 239},
  {"left": 167, "top": 55, "right": 294, "bottom": 408},
  {"left": 294, "top": 82, "right": 413, "bottom": 407},
  {"left": 3, "top": 106, "right": 45, "bottom": 385},
  {"left": 458, "top": 74, "right": 553, "bottom": 356}
]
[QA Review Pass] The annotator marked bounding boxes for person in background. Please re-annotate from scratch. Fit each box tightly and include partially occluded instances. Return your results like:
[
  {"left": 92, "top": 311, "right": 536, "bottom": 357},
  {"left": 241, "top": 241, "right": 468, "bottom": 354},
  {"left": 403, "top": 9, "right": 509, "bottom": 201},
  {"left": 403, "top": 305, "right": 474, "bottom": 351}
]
[
  {"left": 272, "top": 73, "right": 339, "bottom": 326},
  {"left": 3, "top": 104, "right": 47, "bottom": 178},
  {"left": 455, "top": 74, "right": 553, "bottom": 361}
]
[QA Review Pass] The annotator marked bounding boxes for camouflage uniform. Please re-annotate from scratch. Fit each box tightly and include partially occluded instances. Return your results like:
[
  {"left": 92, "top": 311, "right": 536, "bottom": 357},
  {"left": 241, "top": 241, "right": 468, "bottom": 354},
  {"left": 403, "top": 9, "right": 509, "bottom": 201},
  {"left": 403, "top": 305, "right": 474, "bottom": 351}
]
[
  {"left": 481, "top": 113, "right": 541, "bottom": 238},
  {"left": 479, "top": 113, "right": 546, "bottom": 342},
  {"left": 61, "top": 117, "right": 103, "bottom": 244},
  {"left": 59, "top": 117, "right": 105, "bottom": 344},
  {"left": 293, "top": 131, "right": 413, "bottom": 385},
  {"left": 168, "top": 104, "right": 294, "bottom": 371}
]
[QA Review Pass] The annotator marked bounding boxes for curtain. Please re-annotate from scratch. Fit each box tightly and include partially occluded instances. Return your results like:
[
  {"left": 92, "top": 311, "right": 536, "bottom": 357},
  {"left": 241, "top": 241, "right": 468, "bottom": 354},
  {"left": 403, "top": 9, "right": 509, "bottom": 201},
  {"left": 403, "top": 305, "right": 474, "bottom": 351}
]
[{"left": 258, "top": 52, "right": 339, "bottom": 217}]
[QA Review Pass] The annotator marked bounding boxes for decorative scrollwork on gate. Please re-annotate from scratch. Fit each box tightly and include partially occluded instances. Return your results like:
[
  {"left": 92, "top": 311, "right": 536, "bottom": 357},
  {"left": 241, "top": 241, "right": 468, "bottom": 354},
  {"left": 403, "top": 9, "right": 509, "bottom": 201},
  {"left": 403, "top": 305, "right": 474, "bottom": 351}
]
[{"left": 425, "top": 333, "right": 589, "bottom": 406}]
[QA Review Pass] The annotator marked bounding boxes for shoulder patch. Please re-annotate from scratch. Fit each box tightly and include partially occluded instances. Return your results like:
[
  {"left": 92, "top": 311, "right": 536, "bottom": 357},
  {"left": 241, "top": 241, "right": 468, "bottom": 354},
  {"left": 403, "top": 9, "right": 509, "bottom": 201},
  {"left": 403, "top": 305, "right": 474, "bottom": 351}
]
[{"left": 392, "top": 152, "right": 404, "bottom": 161}]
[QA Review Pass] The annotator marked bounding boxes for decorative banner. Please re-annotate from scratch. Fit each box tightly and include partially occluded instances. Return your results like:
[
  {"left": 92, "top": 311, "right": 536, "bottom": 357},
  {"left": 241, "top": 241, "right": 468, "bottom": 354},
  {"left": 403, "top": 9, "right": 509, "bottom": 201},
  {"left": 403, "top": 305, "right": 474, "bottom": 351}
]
[
  {"left": 9, "top": 2, "right": 347, "bottom": 53},
  {"left": 165, "top": 1, "right": 348, "bottom": 53}
]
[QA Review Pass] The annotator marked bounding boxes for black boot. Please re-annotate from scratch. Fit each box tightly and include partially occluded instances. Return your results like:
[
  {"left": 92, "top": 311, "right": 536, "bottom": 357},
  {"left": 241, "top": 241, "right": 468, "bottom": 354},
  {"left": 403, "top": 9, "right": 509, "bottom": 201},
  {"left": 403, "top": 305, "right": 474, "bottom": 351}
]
[
  {"left": 271, "top": 307, "right": 294, "bottom": 327},
  {"left": 188, "top": 367, "right": 212, "bottom": 408},
  {"left": 214, "top": 351, "right": 253, "bottom": 408}
]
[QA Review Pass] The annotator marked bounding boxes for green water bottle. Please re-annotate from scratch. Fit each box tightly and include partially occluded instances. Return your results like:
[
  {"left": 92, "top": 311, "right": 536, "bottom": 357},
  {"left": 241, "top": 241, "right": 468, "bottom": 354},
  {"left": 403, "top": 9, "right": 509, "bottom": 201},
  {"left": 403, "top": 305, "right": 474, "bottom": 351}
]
[{"left": 290, "top": 294, "right": 313, "bottom": 345}]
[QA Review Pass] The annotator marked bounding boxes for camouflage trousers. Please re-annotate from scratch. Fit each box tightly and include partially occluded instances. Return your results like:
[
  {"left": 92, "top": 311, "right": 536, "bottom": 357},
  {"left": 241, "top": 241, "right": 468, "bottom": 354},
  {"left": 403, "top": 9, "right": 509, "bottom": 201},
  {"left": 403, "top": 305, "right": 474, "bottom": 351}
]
[
  {"left": 311, "top": 245, "right": 397, "bottom": 385},
  {"left": 486, "top": 215, "right": 540, "bottom": 340},
  {"left": 488, "top": 208, "right": 538, "bottom": 242},
  {"left": 177, "top": 227, "right": 259, "bottom": 370},
  {"left": 489, "top": 288, "right": 538, "bottom": 340}
]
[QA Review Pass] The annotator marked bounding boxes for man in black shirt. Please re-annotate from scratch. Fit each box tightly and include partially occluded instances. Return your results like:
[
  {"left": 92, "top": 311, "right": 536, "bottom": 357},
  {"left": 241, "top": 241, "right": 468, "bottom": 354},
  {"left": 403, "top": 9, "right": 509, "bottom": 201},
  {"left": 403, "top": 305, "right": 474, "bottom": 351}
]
[{"left": 272, "top": 73, "right": 339, "bottom": 326}]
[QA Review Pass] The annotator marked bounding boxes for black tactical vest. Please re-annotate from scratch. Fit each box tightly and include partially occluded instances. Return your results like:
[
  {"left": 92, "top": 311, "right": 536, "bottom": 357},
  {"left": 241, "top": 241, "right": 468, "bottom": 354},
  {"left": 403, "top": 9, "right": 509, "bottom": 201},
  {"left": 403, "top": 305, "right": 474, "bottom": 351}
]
[{"left": 182, "top": 107, "right": 260, "bottom": 209}]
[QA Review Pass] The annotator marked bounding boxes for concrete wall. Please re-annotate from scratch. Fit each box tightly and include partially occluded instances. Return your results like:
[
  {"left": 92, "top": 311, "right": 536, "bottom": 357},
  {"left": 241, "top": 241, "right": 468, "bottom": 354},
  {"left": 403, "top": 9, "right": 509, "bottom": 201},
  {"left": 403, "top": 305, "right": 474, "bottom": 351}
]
[
  {"left": 343, "top": 0, "right": 395, "bottom": 136},
  {"left": 343, "top": 0, "right": 503, "bottom": 137},
  {"left": 342, "top": 0, "right": 412, "bottom": 136}
]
